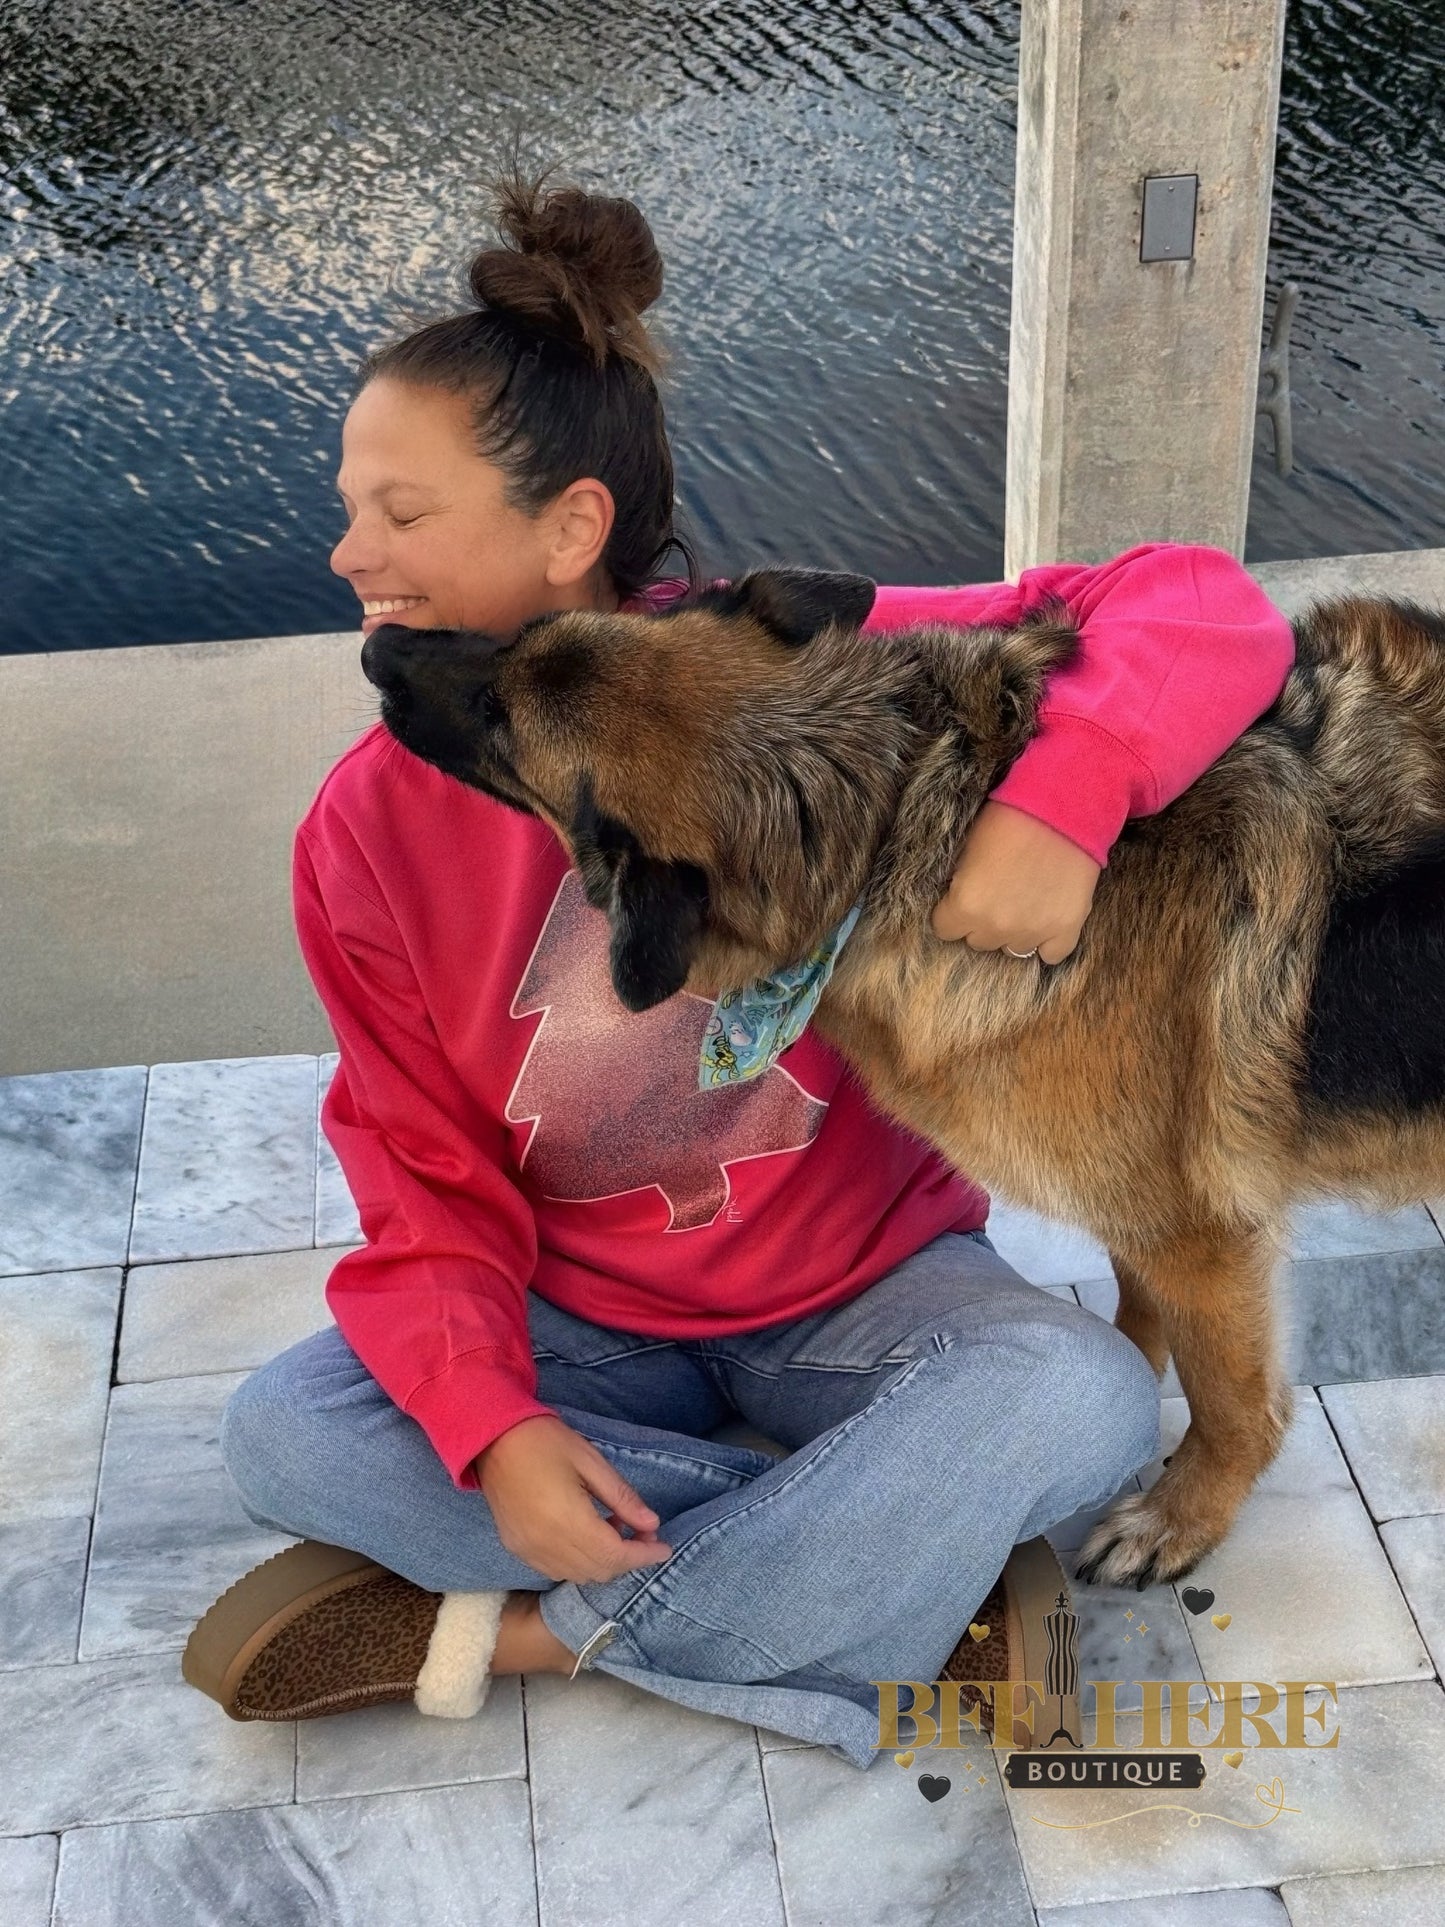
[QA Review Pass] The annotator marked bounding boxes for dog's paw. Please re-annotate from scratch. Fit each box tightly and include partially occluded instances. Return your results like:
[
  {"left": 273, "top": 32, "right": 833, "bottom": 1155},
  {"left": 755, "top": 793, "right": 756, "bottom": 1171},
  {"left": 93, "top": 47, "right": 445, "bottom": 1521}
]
[{"left": 1074, "top": 1488, "right": 1216, "bottom": 1590}]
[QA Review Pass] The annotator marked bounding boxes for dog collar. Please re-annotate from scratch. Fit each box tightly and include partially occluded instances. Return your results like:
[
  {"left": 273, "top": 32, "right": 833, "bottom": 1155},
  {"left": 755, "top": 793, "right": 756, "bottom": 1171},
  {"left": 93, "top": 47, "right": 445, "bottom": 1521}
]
[{"left": 698, "top": 903, "right": 864, "bottom": 1088}]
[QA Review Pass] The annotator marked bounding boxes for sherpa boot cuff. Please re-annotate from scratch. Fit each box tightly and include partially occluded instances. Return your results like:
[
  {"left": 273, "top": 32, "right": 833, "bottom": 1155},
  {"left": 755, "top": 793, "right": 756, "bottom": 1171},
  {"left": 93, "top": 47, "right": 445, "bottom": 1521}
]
[{"left": 414, "top": 1589, "right": 509, "bottom": 1719}]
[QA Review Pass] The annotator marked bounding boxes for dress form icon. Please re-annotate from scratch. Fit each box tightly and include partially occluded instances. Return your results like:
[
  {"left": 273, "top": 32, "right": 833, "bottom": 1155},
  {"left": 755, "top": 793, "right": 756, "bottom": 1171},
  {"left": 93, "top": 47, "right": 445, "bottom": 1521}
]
[{"left": 1042, "top": 1589, "right": 1083, "bottom": 1748}]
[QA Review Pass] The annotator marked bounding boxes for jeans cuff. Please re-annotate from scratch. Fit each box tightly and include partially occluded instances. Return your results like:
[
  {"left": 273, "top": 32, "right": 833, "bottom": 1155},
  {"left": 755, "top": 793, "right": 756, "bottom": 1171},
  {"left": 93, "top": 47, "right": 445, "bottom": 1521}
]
[{"left": 538, "top": 1584, "right": 636, "bottom": 1676}]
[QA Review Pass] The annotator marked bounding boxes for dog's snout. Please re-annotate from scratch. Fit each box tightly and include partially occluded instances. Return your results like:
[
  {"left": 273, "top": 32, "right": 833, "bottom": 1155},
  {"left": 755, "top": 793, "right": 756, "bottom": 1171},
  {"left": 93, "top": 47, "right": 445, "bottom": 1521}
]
[
  {"left": 359, "top": 623, "right": 420, "bottom": 694},
  {"left": 360, "top": 623, "right": 513, "bottom": 702}
]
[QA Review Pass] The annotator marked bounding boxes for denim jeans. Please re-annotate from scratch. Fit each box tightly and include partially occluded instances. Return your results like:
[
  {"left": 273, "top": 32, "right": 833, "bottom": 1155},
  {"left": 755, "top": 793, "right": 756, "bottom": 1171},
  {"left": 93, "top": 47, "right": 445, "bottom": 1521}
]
[{"left": 220, "top": 1230, "right": 1160, "bottom": 1770}]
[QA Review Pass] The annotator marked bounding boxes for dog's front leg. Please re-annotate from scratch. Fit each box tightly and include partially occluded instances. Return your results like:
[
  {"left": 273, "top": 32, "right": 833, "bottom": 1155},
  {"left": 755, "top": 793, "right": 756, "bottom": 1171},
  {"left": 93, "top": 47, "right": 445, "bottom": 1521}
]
[
  {"left": 1109, "top": 1254, "right": 1172, "bottom": 1377},
  {"left": 1076, "top": 1226, "right": 1292, "bottom": 1589}
]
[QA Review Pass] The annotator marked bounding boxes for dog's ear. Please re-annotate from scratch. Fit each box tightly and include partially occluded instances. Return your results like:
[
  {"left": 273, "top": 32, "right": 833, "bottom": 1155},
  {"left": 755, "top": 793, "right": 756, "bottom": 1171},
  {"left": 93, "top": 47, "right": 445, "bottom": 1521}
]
[
  {"left": 704, "top": 568, "right": 877, "bottom": 647},
  {"left": 569, "top": 776, "right": 709, "bottom": 1010},
  {"left": 569, "top": 775, "right": 632, "bottom": 913},
  {"left": 609, "top": 851, "right": 711, "bottom": 1013}
]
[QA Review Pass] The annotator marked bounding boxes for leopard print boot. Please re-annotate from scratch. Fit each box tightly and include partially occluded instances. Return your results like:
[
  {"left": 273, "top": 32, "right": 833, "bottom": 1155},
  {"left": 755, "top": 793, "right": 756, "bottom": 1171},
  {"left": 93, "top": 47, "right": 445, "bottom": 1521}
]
[
  {"left": 181, "top": 1541, "right": 509, "bottom": 1722},
  {"left": 938, "top": 1535, "right": 1082, "bottom": 1751}
]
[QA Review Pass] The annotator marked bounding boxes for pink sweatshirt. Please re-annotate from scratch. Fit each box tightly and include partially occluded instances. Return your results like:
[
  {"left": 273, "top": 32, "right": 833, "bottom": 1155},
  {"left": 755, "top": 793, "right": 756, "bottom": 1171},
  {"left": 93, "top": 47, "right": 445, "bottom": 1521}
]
[{"left": 296, "top": 543, "right": 1293, "bottom": 1484}]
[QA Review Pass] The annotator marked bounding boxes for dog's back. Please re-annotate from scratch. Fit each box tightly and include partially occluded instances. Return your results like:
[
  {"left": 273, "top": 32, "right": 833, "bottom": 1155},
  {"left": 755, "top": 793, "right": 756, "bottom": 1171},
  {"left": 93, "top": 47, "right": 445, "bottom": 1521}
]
[
  {"left": 1270, "top": 596, "right": 1445, "bottom": 1117},
  {"left": 911, "top": 592, "right": 1445, "bottom": 1216},
  {"left": 1267, "top": 594, "right": 1445, "bottom": 863},
  {"left": 1126, "top": 592, "right": 1445, "bottom": 1135}
]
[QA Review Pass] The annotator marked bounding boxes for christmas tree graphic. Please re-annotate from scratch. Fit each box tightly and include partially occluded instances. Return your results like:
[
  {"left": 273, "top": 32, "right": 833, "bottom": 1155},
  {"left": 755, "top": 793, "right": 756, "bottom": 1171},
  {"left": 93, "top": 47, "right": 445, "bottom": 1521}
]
[{"left": 506, "top": 872, "right": 829, "bottom": 1230}]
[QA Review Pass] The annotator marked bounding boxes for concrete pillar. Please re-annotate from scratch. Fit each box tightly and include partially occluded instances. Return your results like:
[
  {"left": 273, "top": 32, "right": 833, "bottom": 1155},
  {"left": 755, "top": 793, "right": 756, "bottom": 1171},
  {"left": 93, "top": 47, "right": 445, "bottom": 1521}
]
[{"left": 1005, "top": 0, "right": 1288, "bottom": 578}]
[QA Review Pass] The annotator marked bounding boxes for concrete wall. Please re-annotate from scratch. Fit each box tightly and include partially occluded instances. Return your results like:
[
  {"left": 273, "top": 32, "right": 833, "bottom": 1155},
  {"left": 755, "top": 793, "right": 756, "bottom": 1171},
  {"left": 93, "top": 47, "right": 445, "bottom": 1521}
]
[
  {"left": 1, "top": 629, "right": 370, "bottom": 1075},
  {"left": 1005, "top": 0, "right": 1288, "bottom": 577},
  {"left": 4, "top": 547, "right": 1445, "bottom": 1077}
]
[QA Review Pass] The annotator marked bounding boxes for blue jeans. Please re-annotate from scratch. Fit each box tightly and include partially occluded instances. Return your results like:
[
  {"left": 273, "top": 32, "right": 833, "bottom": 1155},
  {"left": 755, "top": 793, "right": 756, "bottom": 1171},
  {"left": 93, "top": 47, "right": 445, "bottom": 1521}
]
[{"left": 220, "top": 1230, "right": 1160, "bottom": 1770}]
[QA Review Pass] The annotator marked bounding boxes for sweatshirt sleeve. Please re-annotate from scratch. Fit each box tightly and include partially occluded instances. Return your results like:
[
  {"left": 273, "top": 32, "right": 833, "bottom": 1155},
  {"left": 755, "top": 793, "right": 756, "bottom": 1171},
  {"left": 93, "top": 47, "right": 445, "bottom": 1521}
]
[
  {"left": 295, "top": 824, "right": 556, "bottom": 1488},
  {"left": 988, "top": 543, "right": 1296, "bottom": 865}
]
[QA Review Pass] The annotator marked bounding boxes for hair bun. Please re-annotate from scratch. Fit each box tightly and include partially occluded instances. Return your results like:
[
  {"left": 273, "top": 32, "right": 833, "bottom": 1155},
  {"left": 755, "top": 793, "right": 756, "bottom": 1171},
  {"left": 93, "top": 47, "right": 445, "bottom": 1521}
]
[{"left": 468, "top": 169, "right": 663, "bottom": 372}]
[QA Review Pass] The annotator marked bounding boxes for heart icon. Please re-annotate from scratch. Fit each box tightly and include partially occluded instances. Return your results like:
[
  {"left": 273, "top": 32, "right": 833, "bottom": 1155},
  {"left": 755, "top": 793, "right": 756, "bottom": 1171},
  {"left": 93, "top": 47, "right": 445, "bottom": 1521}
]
[
  {"left": 894, "top": 1751, "right": 915, "bottom": 1769},
  {"left": 1180, "top": 1588, "right": 1215, "bottom": 1615},
  {"left": 917, "top": 1775, "right": 952, "bottom": 1803},
  {"left": 1211, "top": 1613, "right": 1232, "bottom": 1631},
  {"left": 968, "top": 1622, "right": 991, "bottom": 1643},
  {"left": 1223, "top": 1750, "right": 1244, "bottom": 1769}
]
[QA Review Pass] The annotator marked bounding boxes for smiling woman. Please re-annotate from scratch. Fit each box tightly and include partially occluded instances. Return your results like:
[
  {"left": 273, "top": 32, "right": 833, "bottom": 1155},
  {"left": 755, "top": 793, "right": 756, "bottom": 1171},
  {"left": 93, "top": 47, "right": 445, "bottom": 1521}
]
[
  {"left": 333, "top": 375, "right": 632, "bottom": 640},
  {"left": 327, "top": 170, "right": 700, "bottom": 646},
  {"left": 183, "top": 162, "right": 1298, "bottom": 1773}
]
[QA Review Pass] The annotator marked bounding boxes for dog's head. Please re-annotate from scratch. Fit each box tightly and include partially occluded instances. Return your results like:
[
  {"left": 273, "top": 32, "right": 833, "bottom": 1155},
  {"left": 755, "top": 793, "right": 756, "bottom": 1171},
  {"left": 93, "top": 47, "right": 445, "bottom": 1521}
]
[{"left": 360, "top": 567, "right": 1074, "bottom": 1012}]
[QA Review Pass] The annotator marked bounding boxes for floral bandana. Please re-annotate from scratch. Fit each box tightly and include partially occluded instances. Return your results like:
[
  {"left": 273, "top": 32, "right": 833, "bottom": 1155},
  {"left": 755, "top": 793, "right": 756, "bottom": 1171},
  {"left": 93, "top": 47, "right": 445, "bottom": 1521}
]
[{"left": 698, "top": 903, "right": 864, "bottom": 1088}]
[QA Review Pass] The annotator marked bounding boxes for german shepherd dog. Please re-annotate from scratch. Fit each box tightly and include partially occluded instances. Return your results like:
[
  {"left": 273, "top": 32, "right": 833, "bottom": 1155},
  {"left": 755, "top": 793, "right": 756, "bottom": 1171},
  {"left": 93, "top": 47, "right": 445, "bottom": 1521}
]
[{"left": 361, "top": 570, "right": 1445, "bottom": 1588}]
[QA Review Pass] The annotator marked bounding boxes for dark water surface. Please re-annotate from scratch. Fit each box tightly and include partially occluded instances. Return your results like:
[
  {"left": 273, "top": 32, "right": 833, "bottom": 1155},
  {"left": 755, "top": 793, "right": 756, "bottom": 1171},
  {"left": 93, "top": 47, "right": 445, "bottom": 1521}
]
[{"left": 2, "top": 0, "right": 1442, "bottom": 654}]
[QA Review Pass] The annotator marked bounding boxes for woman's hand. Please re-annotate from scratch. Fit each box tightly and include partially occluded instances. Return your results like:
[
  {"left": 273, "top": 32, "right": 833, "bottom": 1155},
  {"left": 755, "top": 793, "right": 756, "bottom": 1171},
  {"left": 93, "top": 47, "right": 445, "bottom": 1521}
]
[
  {"left": 474, "top": 1414, "right": 673, "bottom": 1584},
  {"left": 931, "top": 800, "right": 1101, "bottom": 963}
]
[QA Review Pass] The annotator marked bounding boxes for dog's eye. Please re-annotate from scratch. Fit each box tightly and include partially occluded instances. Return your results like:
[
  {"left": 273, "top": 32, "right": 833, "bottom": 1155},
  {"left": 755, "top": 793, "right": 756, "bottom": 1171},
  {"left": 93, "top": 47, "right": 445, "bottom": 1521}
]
[{"left": 470, "top": 686, "right": 508, "bottom": 731}]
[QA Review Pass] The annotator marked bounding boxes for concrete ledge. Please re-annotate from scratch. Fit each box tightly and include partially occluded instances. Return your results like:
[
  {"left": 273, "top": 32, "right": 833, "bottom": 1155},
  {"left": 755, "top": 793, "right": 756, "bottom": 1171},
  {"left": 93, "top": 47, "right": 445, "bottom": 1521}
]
[
  {"left": 2, "top": 629, "right": 367, "bottom": 1074},
  {"left": 4, "top": 549, "right": 1444, "bottom": 1075},
  {"left": 1250, "top": 547, "right": 1445, "bottom": 616}
]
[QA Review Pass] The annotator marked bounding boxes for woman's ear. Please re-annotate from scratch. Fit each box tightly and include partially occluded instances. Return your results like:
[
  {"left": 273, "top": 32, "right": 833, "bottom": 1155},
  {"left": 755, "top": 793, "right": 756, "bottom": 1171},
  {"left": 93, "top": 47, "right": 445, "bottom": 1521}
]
[{"left": 544, "top": 477, "right": 616, "bottom": 589}]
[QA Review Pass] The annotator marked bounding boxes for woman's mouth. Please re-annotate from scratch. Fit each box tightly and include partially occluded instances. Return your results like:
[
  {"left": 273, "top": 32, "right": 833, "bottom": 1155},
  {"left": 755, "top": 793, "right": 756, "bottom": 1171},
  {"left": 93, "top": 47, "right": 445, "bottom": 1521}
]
[{"left": 360, "top": 595, "right": 426, "bottom": 635}]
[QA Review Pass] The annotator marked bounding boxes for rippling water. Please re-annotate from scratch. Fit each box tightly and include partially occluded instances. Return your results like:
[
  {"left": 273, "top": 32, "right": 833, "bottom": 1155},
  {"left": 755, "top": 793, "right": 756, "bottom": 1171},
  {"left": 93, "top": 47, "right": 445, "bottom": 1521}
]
[{"left": 1, "top": 0, "right": 1441, "bottom": 653}]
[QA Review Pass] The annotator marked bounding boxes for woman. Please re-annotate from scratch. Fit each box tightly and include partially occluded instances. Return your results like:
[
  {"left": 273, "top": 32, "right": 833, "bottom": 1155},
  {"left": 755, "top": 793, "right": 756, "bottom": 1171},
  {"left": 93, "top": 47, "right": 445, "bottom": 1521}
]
[{"left": 183, "top": 171, "right": 1294, "bottom": 1770}]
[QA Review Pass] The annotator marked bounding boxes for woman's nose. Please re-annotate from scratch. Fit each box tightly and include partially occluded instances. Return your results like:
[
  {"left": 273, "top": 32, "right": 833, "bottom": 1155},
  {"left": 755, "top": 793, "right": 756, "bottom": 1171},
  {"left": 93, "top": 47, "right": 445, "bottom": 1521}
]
[{"left": 330, "top": 517, "right": 378, "bottom": 579}]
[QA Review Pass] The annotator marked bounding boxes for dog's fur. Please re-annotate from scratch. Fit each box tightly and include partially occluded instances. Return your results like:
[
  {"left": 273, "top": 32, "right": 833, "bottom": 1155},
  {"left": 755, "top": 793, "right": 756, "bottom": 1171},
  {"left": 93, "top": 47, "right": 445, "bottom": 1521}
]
[{"left": 361, "top": 570, "right": 1445, "bottom": 1587}]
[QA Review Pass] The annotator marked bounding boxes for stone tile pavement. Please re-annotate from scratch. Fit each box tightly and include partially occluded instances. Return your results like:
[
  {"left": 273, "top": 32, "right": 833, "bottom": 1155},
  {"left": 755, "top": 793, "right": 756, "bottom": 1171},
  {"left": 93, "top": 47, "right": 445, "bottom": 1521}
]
[{"left": 2, "top": 1055, "right": 1443, "bottom": 1924}]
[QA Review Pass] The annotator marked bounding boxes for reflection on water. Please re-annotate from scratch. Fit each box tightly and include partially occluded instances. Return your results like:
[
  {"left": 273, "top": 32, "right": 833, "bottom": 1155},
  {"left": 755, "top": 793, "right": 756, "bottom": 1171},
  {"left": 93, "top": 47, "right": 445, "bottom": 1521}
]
[{"left": 1, "top": 0, "right": 1441, "bottom": 653}]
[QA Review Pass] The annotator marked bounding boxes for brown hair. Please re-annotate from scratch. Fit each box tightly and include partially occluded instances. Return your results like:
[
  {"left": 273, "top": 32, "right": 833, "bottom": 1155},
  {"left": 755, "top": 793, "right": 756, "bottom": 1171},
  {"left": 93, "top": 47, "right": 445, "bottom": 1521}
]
[{"left": 358, "top": 165, "right": 700, "bottom": 602}]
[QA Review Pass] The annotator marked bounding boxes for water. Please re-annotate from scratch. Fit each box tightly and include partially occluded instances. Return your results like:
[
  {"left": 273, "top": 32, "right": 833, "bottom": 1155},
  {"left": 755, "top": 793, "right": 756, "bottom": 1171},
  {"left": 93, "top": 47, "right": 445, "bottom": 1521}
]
[{"left": 1, "top": 0, "right": 1441, "bottom": 655}]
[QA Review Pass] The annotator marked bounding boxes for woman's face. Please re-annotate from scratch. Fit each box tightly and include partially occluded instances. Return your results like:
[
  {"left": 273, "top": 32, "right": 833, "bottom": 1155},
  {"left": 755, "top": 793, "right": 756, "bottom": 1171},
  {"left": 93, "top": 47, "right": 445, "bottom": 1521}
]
[{"left": 331, "top": 376, "right": 617, "bottom": 638}]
